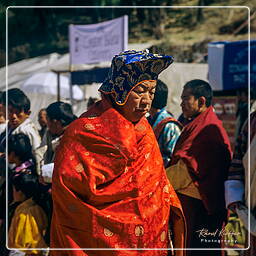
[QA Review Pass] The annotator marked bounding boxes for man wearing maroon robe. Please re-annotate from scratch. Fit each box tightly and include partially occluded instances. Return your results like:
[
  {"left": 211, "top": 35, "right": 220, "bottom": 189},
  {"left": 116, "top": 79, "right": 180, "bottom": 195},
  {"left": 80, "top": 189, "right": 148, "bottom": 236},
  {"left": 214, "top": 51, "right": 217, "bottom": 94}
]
[{"left": 167, "top": 79, "right": 232, "bottom": 256}]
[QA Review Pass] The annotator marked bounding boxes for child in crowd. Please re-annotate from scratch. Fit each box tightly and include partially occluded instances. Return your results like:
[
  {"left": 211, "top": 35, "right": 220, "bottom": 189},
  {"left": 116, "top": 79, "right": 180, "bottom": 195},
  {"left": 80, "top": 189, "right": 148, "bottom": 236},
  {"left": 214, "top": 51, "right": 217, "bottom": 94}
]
[
  {"left": 0, "top": 133, "right": 38, "bottom": 255},
  {"left": 0, "top": 88, "right": 41, "bottom": 154},
  {"left": 7, "top": 134, "right": 48, "bottom": 255},
  {"left": 0, "top": 91, "right": 6, "bottom": 135},
  {"left": 8, "top": 173, "right": 48, "bottom": 255},
  {"left": 8, "top": 133, "right": 37, "bottom": 177}
]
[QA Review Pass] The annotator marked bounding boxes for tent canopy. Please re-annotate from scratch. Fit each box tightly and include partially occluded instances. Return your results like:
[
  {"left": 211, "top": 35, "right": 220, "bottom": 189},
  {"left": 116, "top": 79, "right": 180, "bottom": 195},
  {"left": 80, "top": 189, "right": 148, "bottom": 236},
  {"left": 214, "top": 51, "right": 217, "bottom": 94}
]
[{"left": 21, "top": 72, "right": 84, "bottom": 100}]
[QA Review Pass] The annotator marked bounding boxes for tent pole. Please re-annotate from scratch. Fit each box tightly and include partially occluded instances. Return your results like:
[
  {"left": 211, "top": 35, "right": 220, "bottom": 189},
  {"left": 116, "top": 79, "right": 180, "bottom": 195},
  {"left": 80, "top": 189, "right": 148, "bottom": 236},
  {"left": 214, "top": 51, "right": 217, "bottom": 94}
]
[
  {"left": 57, "top": 72, "right": 60, "bottom": 101},
  {"left": 69, "top": 72, "right": 74, "bottom": 109}
]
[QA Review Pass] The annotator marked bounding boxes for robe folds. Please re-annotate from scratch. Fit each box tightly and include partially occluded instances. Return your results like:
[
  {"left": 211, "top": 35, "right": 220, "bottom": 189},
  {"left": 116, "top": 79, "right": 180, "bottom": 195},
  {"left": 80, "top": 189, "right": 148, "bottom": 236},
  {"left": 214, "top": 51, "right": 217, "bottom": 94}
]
[
  {"left": 50, "top": 98, "right": 184, "bottom": 256},
  {"left": 171, "top": 106, "right": 232, "bottom": 218}
]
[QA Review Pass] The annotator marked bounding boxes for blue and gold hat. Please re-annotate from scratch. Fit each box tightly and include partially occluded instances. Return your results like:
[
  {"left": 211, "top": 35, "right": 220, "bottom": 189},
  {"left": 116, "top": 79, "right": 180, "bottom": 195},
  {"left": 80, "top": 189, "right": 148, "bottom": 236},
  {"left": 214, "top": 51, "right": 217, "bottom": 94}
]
[{"left": 99, "top": 50, "right": 174, "bottom": 105}]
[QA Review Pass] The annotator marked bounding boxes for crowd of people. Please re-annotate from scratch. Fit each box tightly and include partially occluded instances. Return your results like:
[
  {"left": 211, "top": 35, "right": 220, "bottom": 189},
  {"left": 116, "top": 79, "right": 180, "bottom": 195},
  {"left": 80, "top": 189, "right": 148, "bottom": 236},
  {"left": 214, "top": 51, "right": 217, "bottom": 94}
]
[{"left": 0, "top": 50, "right": 255, "bottom": 256}]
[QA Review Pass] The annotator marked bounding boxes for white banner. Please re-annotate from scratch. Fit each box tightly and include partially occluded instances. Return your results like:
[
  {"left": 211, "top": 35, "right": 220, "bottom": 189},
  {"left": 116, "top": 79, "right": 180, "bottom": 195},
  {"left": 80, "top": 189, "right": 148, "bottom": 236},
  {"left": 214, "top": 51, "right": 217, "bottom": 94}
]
[{"left": 69, "top": 16, "right": 128, "bottom": 65}]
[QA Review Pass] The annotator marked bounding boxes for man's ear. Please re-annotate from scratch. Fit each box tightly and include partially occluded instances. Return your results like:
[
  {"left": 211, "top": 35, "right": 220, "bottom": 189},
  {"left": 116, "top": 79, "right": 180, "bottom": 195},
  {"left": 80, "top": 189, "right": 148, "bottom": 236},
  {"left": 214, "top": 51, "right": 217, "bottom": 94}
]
[{"left": 198, "top": 96, "right": 206, "bottom": 108}]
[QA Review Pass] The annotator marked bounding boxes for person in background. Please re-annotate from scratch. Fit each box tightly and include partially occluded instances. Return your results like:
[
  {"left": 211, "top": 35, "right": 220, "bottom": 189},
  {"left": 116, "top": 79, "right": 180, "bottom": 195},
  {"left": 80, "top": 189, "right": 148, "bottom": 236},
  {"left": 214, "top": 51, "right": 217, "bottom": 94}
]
[
  {"left": 235, "top": 88, "right": 248, "bottom": 141},
  {"left": 166, "top": 79, "right": 232, "bottom": 255},
  {"left": 148, "top": 79, "right": 182, "bottom": 167},
  {"left": 39, "top": 102, "right": 77, "bottom": 167},
  {"left": 0, "top": 88, "right": 42, "bottom": 254},
  {"left": 34, "top": 102, "right": 77, "bottom": 246},
  {"left": 38, "top": 108, "right": 47, "bottom": 139},
  {"left": 8, "top": 172, "right": 48, "bottom": 255},
  {"left": 225, "top": 110, "right": 256, "bottom": 256},
  {"left": 0, "top": 91, "right": 6, "bottom": 204},
  {"left": 34, "top": 102, "right": 77, "bottom": 194},
  {"left": 0, "top": 134, "right": 44, "bottom": 256},
  {"left": 6, "top": 133, "right": 38, "bottom": 205},
  {"left": 0, "top": 92, "right": 6, "bottom": 135},
  {"left": 0, "top": 88, "right": 41, "bottom": 154},
  {"left": 50, "top": 50, "right": 185, "bottom": 256}
]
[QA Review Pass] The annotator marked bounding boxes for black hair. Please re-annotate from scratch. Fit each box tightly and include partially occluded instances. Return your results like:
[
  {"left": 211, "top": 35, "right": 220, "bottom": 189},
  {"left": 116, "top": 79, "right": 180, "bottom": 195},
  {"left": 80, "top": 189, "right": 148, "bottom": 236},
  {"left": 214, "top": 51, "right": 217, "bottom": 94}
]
[
  {"left": 3, "top": 88, "right": 30, "bottom": 113},
  {"left": 151, "top": 79, "right": 168, "bottom": 109},
  {"left": 8, "top": 133, "right": 37, "bottom": 175},
  {"left": 46, "top": 101, "right": 77, "bottom": 127},
  {"left": 11, "top": 172, "right": 51, "bottom": 221},
  {"left": 184, "top": 79, "right": 213, "bottom": 107},
  {"left": 12, "top": 172, "right": 39, "bottom": 199},
  {"left": 39, "top": 108, "right": 46, "bottom": 113}
]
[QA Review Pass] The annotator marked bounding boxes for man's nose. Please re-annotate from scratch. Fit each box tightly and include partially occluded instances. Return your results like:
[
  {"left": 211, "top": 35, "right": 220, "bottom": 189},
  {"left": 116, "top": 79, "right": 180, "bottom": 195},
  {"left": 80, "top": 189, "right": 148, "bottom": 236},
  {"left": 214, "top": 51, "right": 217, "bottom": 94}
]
[
  {"left": 9, "top": 113, "right": 17, "bottom": 119},
  {"left": 141, "top": 92, "right": 152, "bottom": 104}
]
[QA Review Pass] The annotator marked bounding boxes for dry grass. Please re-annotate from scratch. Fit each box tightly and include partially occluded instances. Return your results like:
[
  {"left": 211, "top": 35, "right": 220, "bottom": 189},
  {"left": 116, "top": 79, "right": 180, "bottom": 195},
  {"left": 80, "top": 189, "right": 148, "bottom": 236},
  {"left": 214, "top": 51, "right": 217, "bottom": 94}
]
[{"left": 129, "top": 3, "right": 255, "bottom": 62}]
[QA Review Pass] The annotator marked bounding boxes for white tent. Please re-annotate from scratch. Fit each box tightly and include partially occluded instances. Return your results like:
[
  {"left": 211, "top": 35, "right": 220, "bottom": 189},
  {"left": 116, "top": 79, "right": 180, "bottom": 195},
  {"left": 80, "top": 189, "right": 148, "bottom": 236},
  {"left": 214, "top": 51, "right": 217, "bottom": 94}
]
[{"left": 21, "top": 72, "right": 83, "bottom": 100}]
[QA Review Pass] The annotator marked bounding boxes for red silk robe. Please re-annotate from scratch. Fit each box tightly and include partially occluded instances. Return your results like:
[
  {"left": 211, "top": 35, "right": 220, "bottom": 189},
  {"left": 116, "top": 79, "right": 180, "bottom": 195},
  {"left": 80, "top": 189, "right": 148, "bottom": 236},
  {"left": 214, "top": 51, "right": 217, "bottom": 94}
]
[{"left": 50, "top": 98, "right": 182, "bottom": 256}]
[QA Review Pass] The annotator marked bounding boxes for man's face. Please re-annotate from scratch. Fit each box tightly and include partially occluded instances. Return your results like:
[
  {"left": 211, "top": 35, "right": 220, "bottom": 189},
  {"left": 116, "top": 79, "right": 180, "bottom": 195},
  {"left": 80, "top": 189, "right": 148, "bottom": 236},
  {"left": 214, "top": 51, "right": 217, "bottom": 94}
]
[
  {"left": 0, "top": 103, "right": 6, "bottom": 123},
  {"left": 38, "top": 110, "right": 47, "bottom": 128},
  {"left": 116, "top": 80, "right": 157, "bottom": 123},
  {"left": 180, "top": 88, "right": 200, "bottom": 119},
  {"left": 8, "top": 105, "right": 29, "bottom": 129},
  {"left": 46, "top": 116, "right": 63, "bottom": 136}
]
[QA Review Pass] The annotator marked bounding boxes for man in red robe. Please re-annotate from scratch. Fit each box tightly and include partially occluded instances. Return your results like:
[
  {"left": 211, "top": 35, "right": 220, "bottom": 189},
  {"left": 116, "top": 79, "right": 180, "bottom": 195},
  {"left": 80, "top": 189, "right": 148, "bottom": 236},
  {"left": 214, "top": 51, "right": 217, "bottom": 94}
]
[
  {"left": 167, "top": 79, "right": 232, "bottom": 256},
  {"left": 50, "top": 50, "right": 186, "bottom": 256}
]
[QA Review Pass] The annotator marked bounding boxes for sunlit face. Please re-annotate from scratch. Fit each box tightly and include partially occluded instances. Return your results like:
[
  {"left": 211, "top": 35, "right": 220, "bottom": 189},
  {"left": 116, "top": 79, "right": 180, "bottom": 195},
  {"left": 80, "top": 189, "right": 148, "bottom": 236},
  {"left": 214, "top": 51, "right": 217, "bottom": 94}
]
[
  {"left": 115, "top": 80, "right": 157, "bottom": 123},
  {"left": 180, "top": 88, "right": 200, "bottom": 119},
  {"left": 8, "top": 105, "right": 30, "bottom": 129},
  {"left": 38, "top": 110, "right": 47, "bottom": 128},
  {"left": 0, "top": 103, "right": 6, "bottom": 123}
]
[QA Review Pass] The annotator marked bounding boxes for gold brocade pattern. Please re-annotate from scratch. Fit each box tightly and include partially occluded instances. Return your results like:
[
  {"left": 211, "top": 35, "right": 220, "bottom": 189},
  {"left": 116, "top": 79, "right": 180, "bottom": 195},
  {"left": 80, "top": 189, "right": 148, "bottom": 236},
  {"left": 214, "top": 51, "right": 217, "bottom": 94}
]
[{"left": 75, "top": 164, "right": 84, "bottom": 173}]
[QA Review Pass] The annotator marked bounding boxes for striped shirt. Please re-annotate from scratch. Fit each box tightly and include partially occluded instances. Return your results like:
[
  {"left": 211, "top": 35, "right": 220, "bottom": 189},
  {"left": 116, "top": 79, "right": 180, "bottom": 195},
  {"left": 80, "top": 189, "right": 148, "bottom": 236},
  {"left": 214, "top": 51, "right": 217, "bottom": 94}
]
[{"left": 148, "top": 108, "right": 181, "bottom": 167}]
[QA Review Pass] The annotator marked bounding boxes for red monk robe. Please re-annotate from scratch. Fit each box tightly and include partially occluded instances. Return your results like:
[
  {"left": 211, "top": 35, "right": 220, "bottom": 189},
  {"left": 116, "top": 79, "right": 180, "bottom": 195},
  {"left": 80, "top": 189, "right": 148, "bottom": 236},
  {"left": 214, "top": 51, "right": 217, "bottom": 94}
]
[
  {"left": 50, "top": 98, "right": 185, "bottom": 256},
  {"left": 171, "top": 106, "right": 232, "bottom": 218}
]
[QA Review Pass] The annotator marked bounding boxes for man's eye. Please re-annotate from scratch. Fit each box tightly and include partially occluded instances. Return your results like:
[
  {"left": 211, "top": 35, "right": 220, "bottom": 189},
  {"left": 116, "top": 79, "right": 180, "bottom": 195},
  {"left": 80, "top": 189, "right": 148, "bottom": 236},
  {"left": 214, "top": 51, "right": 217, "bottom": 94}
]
[{"left": 135, "top": 91, "right": 144, "bottom": 95}]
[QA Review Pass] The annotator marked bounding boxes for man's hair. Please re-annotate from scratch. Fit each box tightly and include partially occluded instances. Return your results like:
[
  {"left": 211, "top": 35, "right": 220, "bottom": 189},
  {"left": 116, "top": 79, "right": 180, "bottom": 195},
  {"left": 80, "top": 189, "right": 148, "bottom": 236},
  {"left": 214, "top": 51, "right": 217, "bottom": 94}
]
[
  {"left": 46, "top": 101, "right": 77, "bottom": 127},
  {"left": 3, "top": 88, "right": 30, "bottom": 113},
  {"left": 151, "top": 80, "right": 168, "bottom": 109},
  {"left": 184, "top": 79, "right": 213, "bottom": 107},
  {"left": 39, "top": 108, "right": 46, "bottom": 114}
]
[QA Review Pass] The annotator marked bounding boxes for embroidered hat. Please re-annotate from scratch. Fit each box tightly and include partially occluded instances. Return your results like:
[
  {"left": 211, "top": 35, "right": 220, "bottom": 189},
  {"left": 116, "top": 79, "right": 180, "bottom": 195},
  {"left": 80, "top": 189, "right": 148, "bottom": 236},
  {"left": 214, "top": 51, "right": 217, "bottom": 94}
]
[{"left": 99, "top": 50, "right": 173, "bottom": 105}]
